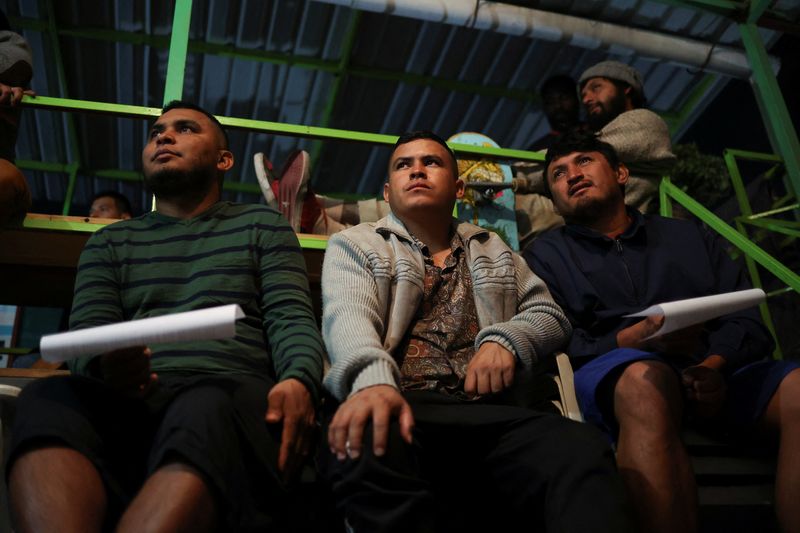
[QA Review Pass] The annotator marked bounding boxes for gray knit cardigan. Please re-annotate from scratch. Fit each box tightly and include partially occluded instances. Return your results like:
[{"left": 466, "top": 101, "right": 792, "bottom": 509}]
[{"left": 321, "top": 213, "right": 571, "bottom": 401}]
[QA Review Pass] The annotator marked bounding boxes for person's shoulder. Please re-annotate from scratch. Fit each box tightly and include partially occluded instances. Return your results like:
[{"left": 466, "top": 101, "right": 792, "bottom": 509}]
[
  {"left": 330, "top": 221, "right": 381, "bottom": 248},
  {"left": 213, "top": 201, "right": 283, "bottom": 221},
  {"left": 644, "top": 213, "right": 700, "bottom": 233},
  {"left": 615, "top": 108, "right": 669, "bottom": 130},
  {"left": 457, "top": 220, "right": 490, "bottom": 239},
  {"left": 88, "top": 211, "right": 157, "bottom": 239},
  {"left": 523, "top": 226, "right": 571, "bottom": 264},
  {"left": 531, "top": 225, "right": 571, "bottom": 248}
]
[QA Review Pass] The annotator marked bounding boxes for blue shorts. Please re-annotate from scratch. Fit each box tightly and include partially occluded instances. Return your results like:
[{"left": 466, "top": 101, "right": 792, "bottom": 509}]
[{"left": 574, "top": 348, "right": 800, "bottom": 439}]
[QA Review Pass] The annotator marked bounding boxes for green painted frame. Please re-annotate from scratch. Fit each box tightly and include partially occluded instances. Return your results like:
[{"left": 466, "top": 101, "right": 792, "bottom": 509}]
[{"left": 660, "top": 176, "right": 800, "bottom": 359}]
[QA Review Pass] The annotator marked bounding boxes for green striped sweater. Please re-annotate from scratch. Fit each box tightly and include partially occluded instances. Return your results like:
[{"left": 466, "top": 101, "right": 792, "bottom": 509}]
[{"left": 68, "top": 201, "right": 324, "bottom": 402}]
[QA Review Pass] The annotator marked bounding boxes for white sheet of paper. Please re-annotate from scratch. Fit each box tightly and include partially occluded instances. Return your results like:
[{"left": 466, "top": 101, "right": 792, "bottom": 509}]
[
  {"left": 40, "top": 304, "right": 245, "bottom": 363},
  {"left": 623, "top": 288, "right": 765, "bottom": 339}
]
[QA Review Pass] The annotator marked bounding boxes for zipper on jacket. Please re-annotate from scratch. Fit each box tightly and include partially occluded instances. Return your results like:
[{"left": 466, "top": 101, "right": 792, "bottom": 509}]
[{"left": 615, "top": 239, "right": 640, "bottom": 304}]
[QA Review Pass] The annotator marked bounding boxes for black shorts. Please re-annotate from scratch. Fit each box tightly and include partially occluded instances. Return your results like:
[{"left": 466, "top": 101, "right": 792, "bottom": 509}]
[{"left": 7, "top": 373, "right": 291, "bottom": 531}]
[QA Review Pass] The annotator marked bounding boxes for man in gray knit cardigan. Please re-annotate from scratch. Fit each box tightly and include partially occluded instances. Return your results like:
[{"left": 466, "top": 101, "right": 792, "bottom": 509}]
[{"left": 319, "top": 130, "right": 633, "bottom": 533}]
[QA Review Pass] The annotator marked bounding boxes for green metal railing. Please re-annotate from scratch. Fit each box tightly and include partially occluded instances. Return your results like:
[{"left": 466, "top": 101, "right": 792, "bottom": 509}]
[{"left": 660, "top": 176, "right": 800, "bottom": 359}]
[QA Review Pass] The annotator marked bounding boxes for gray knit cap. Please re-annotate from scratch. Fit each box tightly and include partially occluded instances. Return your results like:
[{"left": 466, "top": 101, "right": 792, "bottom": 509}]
[
  {"left": 0, "top": 30, "right": 33, "bottom": 84},
  {"left": 579, "top": 60, "right": 643, "bottom": 99}
]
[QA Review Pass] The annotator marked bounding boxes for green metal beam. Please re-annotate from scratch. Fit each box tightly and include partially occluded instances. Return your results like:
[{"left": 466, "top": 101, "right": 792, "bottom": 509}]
[
  {"left": 663, "top": 0, "right": 742, "bottom": 9},
  {"left": 21, "top": 95, "right": 546, "bottom": 162},
  {"left": 747, "top": 203, "right": 800, "bottom": 220},
  {"left": 22, "top": 95, "right": 162, "bottom": 118},
  {"left": 309, "top": 10, "right": 362, "bottom": 168},
  {"left": 661, "top": 177, "right": 791, "bottom": 359},
  {"left": 747, "top": 0, "right": 772, "bottom": 23},
  {"left": 23, "top": 216, "right": 106, "bottom": 233},
  {"left": 44, "top": 0, "right": 83, "bottom": 217},
  {"left": 22, "top": 214, "right": 329, "bottom": 250},
  {"left": 17, "top": 159, "right": 262, "bottom": 194},
  {"left": 737, "top": 216, "right": 800, "bottom": 238},
  {"left": 163, "top": 0, "right": 193, "bottom": 104},
  {"left": 723, "top": 149, "right": 755, "bottom": 217},
  {"left": 62, "top": 162, "right": 80, "bottom": 217},
  {"left": 661, "top": 179, "right": 800, "bottom": 293},
  {"left": 724, "top": 148, "right": 783, "bottom": 163},
  {"left": 651, "top": 0, "right": 743, "bottom": 17},
  {"left": 667, "top": 74, "right": 717, "bottom": 137},
  {"left": 9, "top": 16, "right": 541, "bottom": 106},
  {"left": 733, "top": 217, "right": 783, "bottom": 359},
  {"left": 739, "top": 23, "right": 800, "bottom": 200}
]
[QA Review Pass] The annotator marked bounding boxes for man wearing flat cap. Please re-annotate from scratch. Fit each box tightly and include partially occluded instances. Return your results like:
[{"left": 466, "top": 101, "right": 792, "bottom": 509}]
[{"left": 578, "top": 60, "right": 674, "bottom": 214}]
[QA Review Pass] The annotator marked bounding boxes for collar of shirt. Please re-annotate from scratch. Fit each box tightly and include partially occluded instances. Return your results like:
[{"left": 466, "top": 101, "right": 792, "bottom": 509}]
[{"left": 418, "top": 230, "right": 465, "bottom": 270}]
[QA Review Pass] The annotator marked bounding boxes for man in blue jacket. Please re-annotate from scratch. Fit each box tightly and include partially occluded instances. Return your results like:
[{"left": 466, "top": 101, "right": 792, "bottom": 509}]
[{"left": 524, "top": 130, "right": 800, "bottom": 533}]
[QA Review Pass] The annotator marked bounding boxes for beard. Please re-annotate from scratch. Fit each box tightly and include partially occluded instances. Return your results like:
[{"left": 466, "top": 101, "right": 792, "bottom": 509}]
[
  {"left": 586, "top": 89, "right": 628, "bottom": 131},
  {"left": 560, "top": 187, "right": 625, "bottom": 227},
  {"left": 144, "top": 166, "right": 218, "bottom": 201}
]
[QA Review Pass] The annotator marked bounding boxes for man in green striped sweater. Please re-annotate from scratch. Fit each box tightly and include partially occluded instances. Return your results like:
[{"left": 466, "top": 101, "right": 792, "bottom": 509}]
[{"left": 7, "top": 102, "right": 325, "bottom": 532}]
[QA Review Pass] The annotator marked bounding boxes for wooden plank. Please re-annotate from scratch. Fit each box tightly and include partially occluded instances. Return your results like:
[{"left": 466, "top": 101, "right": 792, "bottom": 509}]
[{"left": 0, "top": 215, "right": 326, "bottom": 311}]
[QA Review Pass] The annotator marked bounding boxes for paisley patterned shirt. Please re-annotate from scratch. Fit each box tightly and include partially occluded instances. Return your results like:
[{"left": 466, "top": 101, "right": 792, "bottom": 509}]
[{"left": 398, "top": 232, "right": 480, "bottom": 399}]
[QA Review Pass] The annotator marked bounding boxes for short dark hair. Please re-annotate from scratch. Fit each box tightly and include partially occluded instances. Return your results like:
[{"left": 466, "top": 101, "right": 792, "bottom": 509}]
[
  {"left": 543, "top": 130, "right": 620, "bottom": 196},
  {"left": 92, "top": 190, "right": 133, "bottom": 216},
  {"left": 391, "top": 130, "right": 458, "bottom": 177},
  {"left": 160, "top": 100, "right": 230, "bottom": 149},
  {"left": 540, "top": 75, "right": 576, "bottom": 97}
]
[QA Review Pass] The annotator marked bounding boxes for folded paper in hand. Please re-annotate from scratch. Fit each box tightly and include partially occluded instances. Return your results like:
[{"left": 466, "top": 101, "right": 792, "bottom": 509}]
[
  {"left": 40, "top": 304, "right": 245, "bottom": 363},
  {"left": 623, "top": 288, "right": 765, "bottom": 340}
]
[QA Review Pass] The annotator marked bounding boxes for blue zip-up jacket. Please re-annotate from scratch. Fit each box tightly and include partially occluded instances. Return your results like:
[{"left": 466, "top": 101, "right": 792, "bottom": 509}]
[{"left": 524, "top": 208, "right": 774, "bottom": 371}]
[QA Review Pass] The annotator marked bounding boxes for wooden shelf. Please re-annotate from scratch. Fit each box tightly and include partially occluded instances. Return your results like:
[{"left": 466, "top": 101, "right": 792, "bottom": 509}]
[{"left": 0, "top": 214, "right": 327, "bottom": 312}]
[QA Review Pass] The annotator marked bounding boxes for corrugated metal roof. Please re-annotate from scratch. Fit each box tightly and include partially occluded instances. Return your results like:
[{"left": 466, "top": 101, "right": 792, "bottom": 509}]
[{"left": 2, "top": 0, "right": 797, "bottom": 216}]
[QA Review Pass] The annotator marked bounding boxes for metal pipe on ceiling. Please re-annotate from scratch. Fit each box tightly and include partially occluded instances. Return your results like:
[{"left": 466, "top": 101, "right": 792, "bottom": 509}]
[{"left": 311, "top": 0, "right": 779, "bottom": 79}]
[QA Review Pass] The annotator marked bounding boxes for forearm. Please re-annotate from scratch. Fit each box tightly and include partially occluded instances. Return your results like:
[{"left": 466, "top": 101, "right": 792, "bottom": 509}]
[
  {"left": 321, "top": 234, "right": 400, "bottom": 400},
  {"left": 259, "top": 229, "right": 325, "bottom": 402},
  {"left": 477, "top": 257, "right": 572, "bottom": 366}
]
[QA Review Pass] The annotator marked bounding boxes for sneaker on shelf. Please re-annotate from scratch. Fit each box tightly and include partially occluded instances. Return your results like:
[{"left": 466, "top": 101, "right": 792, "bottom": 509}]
[
  {"left": 253, "top": 152, "right": 279, "bottom": 210},
  {"left": 277, "top": 150, "right": 310, "bottom": 233}
]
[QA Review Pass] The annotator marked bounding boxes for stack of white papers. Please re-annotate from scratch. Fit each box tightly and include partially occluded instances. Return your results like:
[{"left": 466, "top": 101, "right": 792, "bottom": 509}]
[
  {"left": 624, "top": 288, "right": 765, "bottom": 339},
  {"left": 40, "top": 304, "right": 245, "bottom": 363}
]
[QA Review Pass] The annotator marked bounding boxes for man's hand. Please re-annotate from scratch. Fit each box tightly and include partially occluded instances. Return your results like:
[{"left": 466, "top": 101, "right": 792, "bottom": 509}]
[
  {"left": 682, "top": 355, "right": 727, "bottom": 419},
  {"left": 99, "top": 346, "right": 157, "bottom": 396},
  {"left": 464, "top": 341, "right": 515, "bottom": 397},
  {"left": 265, "top": 378, "right": 315, "bottom": 482},
  {"left": 328, "top": 384, "right": 413, "bottom": 461},
  {"left": 0, "top": 83, "right": 34, "bottom": 107},
  {"left": 617, "top": 316, "right": 704, "bottom": 356},
  {"left": 616, "top": 315, "right": 664, "bottom": 350}
]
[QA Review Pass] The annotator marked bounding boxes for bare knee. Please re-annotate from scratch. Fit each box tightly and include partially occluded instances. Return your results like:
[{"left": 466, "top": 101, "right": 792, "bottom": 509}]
[
  {"left": 613, "top": 360, "right": 683, "bottom": 430},
  {"left": 9, "top": 445, "right": 97, "bottom": 487},
  {"left": 766, "top": 368, "right": 800, "bottom": 430}
]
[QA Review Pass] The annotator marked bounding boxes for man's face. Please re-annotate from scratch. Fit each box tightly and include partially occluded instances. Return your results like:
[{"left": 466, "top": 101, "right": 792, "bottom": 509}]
[
  {"left": 546, "top": 150, "right": 628, "bottom": 220},
  {"left": 383, "top": 139, "right": 464, "bottom": 219},
  {"left": 141, "top": 108, "right": 232, "bottom": 199},
  {"left": 89, "top": 196, "right": 129, "bottom": 219},
  {"left": 542, "top": 87, "right": 579, "bottom": 132},
  {"left": 581, "top": 77, "right": 629, "bottom": 131}
]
